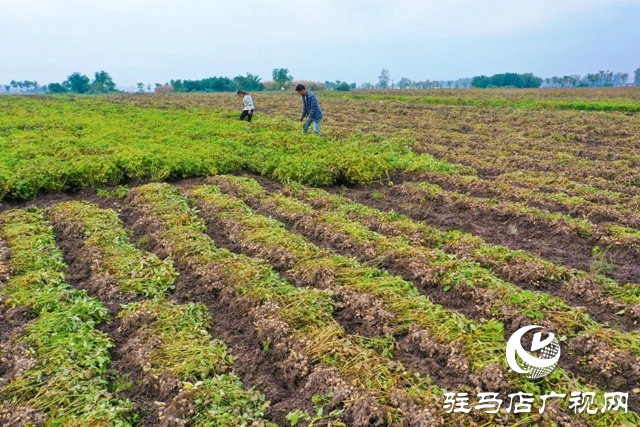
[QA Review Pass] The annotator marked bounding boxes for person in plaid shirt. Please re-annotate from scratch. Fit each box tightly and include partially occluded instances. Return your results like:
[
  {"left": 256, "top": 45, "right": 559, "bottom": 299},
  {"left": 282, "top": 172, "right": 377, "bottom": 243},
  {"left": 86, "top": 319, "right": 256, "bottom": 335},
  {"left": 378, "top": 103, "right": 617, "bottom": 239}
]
[{"left": 296, "top": 84, "right": 323, "bottom": 135}]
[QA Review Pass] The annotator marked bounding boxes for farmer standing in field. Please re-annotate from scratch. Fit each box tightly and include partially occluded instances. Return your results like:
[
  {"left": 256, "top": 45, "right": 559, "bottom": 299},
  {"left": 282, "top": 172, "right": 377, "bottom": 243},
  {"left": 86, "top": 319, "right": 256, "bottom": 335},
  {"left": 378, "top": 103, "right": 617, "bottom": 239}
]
[
  {"left": 296, "top": 84, "right": 323, "bottom": 135},
  {"left": 237, "top": 90, "right": 254, "bottom": 122}
]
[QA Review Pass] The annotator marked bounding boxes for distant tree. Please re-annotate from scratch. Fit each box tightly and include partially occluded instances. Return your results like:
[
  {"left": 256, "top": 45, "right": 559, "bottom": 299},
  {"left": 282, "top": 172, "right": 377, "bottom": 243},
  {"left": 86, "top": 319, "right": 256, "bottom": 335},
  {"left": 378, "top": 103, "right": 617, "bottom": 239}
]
[
  {"left": 585, "top": 73, "right": 598, "bottom": 86},
  {"left": 377, "top": 68, "right": 391, "bottom": 89},
  {"left": 65, "top": 72, "right": 91, "bottom": 93},
  {"left": 137, "top": 82, "right": 145, "bottom": 93},
  {"left": 471, "top": 72, "right": 541, "bottom": 88},
  {"left": 233, "top": 73, "right": 264, "bottom": 91},
  {"left": 398, "top": 77, "right": 411, "bottom": 89},
  {"left": 324, "top": 79, "right": 353, "bottom": 90},
  {"left": 324, "top": 80, "right": 336, "bottom": 90},
  {"left": 570, "top": 75, "right": 581, "bottom": 87},
  {"left": 360, "top": 82, "right": 374, "bottom": 89},
  {"left": 4, "top": 85, "right": 9, "bottom": 92},
  {"left": 48, "top": 82, "right": 68, "bottom": 93},
  {"left": 634, "top": 68, "right": 640, "bottom": 86},
  {"left": 292, "top": 80, "right": 326, "bottom": 91},
  {"left": 170, "top": 79, "right": 183, "bottom": 91},
  {"left": 597, "top": 70, "right": 614, "bottom": 86},
  {"left": 521, "top": 73, "right": 543, "bottom": 88},
  {"left": 618, "top": 73, "right": 628, "bottom": 85},
  {"left": 334, "top": 82, "right": 350, "bottom": 91},
  {"left": 13, "top": 81, "right": 39, "bottom": 92},
  {"left": 272, "top": 68, "right": 293, "bottom": 90},
  {"left": 91, "top": 70, "right": 116, "bottom": 93},
  {"left": 471, "top": 75, "right": 490, "bottom": 88},
  {"left": 179, "top": 76, "right": 234, "bottom": 92},
  {"left": 612, "top": 72, "right": 628, "bottom": 86}
]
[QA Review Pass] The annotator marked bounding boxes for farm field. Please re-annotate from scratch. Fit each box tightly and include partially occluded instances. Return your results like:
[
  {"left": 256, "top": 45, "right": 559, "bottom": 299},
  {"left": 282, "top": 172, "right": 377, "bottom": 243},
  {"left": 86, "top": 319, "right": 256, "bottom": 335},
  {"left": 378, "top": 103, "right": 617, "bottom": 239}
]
[{"left": 1, "top": 88, "right": 639, "bottom": 426}]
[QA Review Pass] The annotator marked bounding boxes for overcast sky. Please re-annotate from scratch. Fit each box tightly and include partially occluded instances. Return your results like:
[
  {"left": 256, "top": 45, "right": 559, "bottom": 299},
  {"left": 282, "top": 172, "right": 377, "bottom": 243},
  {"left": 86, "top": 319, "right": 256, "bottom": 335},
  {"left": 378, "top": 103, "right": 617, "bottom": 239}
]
[{"left": 2, "top": 0, "right": 639, "bottom": 86}]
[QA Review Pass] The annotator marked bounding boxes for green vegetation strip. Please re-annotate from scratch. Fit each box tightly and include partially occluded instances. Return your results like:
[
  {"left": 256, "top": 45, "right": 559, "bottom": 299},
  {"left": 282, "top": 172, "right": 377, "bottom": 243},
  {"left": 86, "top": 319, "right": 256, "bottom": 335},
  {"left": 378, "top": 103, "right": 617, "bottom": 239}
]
[
  {"left": 189, "top": 182, "right": 640, "bottom": 426},
  {"left": 0, "top": 96, "right": 457, "bottom": 200},
  {"left": 50, "top": 201, "right": 177, "bottom": 297},
  {"left": 0, "top": 207, "right": 136, "bottom": 426},
  {"left": 119, "top": 299, "right": 275, "bottom": 426},
  {"left": 129, "top": 183, "right": 456, "bottom": 426},
  {"left": 47, "top": 200, "right": 275, "bottom": 426},
  {"left": 321, "top": 91, "right": 640, "bottom": 112},
  {"left": 214, "top": 177, "right": 640, "bottom": 359}
]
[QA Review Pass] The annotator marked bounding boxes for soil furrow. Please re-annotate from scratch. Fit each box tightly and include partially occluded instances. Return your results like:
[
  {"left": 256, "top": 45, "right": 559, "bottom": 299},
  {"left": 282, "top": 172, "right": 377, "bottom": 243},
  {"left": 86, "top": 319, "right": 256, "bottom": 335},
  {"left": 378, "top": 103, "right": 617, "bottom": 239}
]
[
  {"left": 0, "top": 208, "right": 136, "bottom": 426},
  {"left": 202, "top": 176, "right": 640, "bottom": 416},
  {"left": 124, "top": 185, "right": 423, "bottom": 427},
  {"left": 0, "top": 239, "right": 42, "bottom": 427},
  {"left": 50, "top": 214, "right": 162, "bottom": 425},
  {"left": 224, "top": 174, "right": 640, "bottom": 332},
  {"left": 119, "top": 200, "right": 310, "bottom": 423},
  {"left": 49, "top": 201, "right": 276, "bottom": 427},
  {"left": 188, "top": 189, "right": 476, "bottom": 395},
  {"left": 0, "top": 238, "right": 27, "bottom": 349},
  {"left": 186, "top": 180, "right": 640, "bottom": 424}
]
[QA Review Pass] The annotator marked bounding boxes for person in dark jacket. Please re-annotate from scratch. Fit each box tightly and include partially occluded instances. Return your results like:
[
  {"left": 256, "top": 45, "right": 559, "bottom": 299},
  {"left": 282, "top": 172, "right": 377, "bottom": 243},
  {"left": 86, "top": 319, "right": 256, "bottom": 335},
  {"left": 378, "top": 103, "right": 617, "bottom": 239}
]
[{"left": 296, "top": 84, "right": 323, "bottom": 135}]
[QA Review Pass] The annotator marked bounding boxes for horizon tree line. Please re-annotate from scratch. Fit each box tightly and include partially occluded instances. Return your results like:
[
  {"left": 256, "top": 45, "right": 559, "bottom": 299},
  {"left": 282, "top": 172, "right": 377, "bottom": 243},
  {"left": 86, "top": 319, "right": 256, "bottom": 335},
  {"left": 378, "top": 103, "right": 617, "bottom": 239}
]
[{"left": 3, "top": 67, "right": 640, "bottom": 93}]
